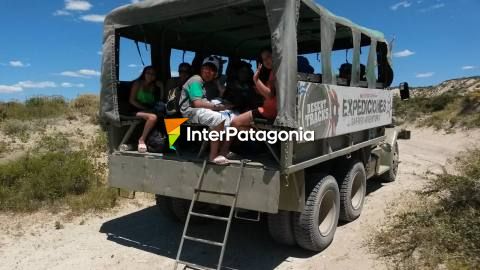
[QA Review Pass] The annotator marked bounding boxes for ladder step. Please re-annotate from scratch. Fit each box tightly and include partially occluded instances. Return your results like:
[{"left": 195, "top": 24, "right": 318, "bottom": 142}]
[
  {"left": 177, "top": 260, "right": 216, "bottom": 270},
  {"left": 195, "top": 189, "right": 236, "bottom": 197},
  {"left": 190, "top": 212, "right": 229, "bottom": 221},
  {"left": 184, "top": 236, "right": 224, "bottom": 247}
]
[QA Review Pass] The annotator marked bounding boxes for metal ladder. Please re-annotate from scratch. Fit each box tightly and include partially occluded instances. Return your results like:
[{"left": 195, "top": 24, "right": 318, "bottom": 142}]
[{"left": 174, "top": 159, "right": 248, "bottom": 270}]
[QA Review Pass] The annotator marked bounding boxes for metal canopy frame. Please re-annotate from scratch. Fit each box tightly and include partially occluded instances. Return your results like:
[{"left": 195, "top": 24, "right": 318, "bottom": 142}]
[{"left": 100, "top": 0, "right": 393, "bottom": 129}]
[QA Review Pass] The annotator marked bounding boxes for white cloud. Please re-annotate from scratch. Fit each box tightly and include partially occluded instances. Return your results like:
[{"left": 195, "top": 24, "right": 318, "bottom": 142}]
[
  {"left": 60, "top": 69, "right": 100, "bottom": 78},
  {"left": 391, "top": 1, "right": 411, "bottom": 10},
  {"left": 9, "top": 61, "right": 30, "bottom": 68},
  {"left": 80, "top": 14, "right": 105, "bottom": 23},
  {"left": 79, "top": 69, "right": 100, "bottom": 76},
  {"left": 15, "top": 81, "right": 57, "bottom": 89},
  {"left": 416, "top": 72, "right": 435, "bottom": 78},
  {"left": 128, "top": 64, "right": 139, "bottom": 68},
  {"left": 131, "top": 0, "right": 140, "bottom": 3},
  {"left": 420, "top": 3, "right": 445, "bottom": 12},
  {"left": 61, "top": 82, "right": 85, "bottom": 88},
  {"left": 53, "top": 10, "right": 71, "bottom": 16},
  {"left": 171, "top": 71, "right": 179, "bottom": 77},
  {"left": 461, "top": 66, "right": 476, "bottom": 70},
  {"left": 97, "top": 51, "right": 103, "bottom": 55},
  {"left": 393, "top": 49, "right": 415, "bottom": 58},
  {"left": 0, "top": 81, "right": 59, "bottom": 93},
  {"left": 65, "top": 0, "right": 92, "bottom": 11},
  {"left": 60, "top": 71, "right": 86, "bottom": 78},
  {"left": 0, "top": 85, "right": 23, "bottom": 93}
]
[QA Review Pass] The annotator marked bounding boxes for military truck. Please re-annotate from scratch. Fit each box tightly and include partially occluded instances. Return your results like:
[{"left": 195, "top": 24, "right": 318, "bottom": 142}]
[{"left": 99, "top": 0, "right": 409, "bottom": 269}]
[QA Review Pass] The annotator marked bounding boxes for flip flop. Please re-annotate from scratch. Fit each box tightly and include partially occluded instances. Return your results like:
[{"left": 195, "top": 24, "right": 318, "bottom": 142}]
[
  {"left": 138, "top": 143, "right": 147, "bottom": 153},
  {"left": 210, "top": 155, "right": 230, "bottom": 165}
]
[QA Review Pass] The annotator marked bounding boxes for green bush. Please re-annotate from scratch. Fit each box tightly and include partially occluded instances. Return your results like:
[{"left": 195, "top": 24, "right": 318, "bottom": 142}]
[
  {"left": 370, "top": 149, "right": 480, "bottom": 269},
  {"left": 0, "top": 132, "right": 116, "bottom": 213},
  {"left": 0, "top": 96, "right": 68, "bottom": 121}
]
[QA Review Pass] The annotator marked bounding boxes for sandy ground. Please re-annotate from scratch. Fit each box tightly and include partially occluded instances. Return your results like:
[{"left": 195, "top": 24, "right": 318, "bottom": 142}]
[{"left": 1, "top": 127, "right": 480, "bottom": 270}]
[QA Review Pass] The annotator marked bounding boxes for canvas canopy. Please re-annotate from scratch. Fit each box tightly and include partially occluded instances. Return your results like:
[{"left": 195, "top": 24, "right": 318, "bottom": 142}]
[{"left": 100, "top": 0, "right": 392, "bottom": 128}]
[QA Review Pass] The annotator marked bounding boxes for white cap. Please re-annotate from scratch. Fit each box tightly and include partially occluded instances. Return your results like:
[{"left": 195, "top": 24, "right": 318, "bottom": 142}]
[{"left": 202, "top": 55, "right": 220, "bottom": 71}]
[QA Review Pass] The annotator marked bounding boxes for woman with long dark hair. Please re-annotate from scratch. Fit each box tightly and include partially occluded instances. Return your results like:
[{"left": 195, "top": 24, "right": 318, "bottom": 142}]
[{"left": 129, "top": 66, "right": 164, "bottom": 153}]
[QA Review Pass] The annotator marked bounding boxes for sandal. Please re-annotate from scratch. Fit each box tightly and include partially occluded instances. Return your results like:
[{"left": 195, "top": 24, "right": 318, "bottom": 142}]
[
  {"left": 225, "top": 152, "right": 241, "bottom": 160},
  {"left": 210, "top": 155, "right": 230, "bottom": 165},
  {"left": 138, "top": 143, "right": 147, "bottom": 153}
]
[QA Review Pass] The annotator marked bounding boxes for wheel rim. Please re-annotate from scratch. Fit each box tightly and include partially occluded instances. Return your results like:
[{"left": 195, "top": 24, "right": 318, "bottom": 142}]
[
  {"left": 318, "top": 189, "right": 337, "bottom": 236},
  {"left": 351, "top": 171, "right": 365, "bottom": 210}
]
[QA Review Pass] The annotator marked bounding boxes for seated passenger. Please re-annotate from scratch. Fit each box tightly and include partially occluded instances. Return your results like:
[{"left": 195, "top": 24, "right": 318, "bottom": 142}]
[
  {"left": 219, "top": 47, "right": 277, "bottom": 157},
  {"left": 297, "top": 56, "right": 314, "bottom": 74},
  {"left": 339, "top": 63, "right": 352, "bottom": 84},
  {"left": 129, "top": 66, "right": 165, "bottom": 153},
  {"left": 339, "top": 63, "right": 367, "bottom": 84},
  {"left": 165, "top": 62, "right": 192, "bottom": 91},
  {"left": 223, "top": 61, "right": 260, "bottom": 112},
  {"left": 204, "top": 56, "right": 226, "bottom": 100},
  {"left": 179, "top": 56, "right": 233, "bottom": 165}
]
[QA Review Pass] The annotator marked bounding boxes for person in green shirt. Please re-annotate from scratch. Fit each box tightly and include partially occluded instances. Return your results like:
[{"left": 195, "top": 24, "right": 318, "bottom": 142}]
[
  {"left": 129, "top": 66, "right": 164, "bottom": 153},
  {"left": 180, "top": 56, "right": 233, "bottom": 164}
]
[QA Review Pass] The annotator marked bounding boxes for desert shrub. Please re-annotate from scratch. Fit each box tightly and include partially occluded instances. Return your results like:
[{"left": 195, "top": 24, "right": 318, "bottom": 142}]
[
  {"left": 394, "top": 91, "right": 480, "bottom": 129},
  {"left": 1, "top": 120, "right": 31, "bottom": 142},
  {"left": 0, "top": 131, "right": 116, "bottom": 213},
  {"left": 71, "top": 95, "right": 99, "bottom": 123},
  {"left": 370, "top": 149, "right": 480, "bottom": 269},
  {"left": 0, "top": 96, "right": 68, "bottom": 121},
  {"left": 71, "top": 95, "right": 98, "bottom": 115},
  {"left": 0, "top": 141, "right": 8, "bottom": 156}
]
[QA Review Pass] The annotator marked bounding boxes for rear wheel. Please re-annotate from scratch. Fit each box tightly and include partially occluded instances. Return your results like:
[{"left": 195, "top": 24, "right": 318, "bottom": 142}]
[
  {"left": 293, "top": 174, "right": 340, "bottom": 251},
  {"left": 169, "top": 198, "right": 190, "bottom": 222},
  {"left": 267, "top": 210, "right": 296, "bottom": 245},
  {"left": 380, "top": 142, "right": 399, "bottom": 183},
  {"left": 168, "top": 198, "right": 225, "bottom": 224},
  {"left": 155, "top": 195, "right": 174, "bottom": 217},
  {"left": 338, "top": 161, "right": 366, "bottom": 222}
]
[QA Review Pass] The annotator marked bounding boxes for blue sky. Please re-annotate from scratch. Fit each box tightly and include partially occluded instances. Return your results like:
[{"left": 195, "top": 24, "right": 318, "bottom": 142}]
[{"left": 0, "top": 0, "right": 479, "bottom": 101}]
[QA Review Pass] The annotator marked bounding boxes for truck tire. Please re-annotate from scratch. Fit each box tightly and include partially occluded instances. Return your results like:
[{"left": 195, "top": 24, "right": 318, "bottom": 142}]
[
  {"left": 267, "top": 210, "right": 296, "bottom": 245},
  {"left": 338, "top": 161, "right": 366, "bottom": 222},
  {"left": 293, "top": 174, "right": 340, "bottom": 252},
  {"left": 169, "top": 198, "right": 190, "bottom": 222},
  {"left": 379, "top": 141, "right": 399, "bottom": 183},
  {"left": 155, "top": 194, "right": 174, "bottom": 217}
]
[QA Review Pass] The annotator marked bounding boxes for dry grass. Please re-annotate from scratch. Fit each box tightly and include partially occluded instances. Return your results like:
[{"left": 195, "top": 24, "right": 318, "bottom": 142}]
[
  {"left": 394, "top": 90, "right": 480, "bottom": 130},
  {"left": 370, "top": 149, "right": 480, "bottom": 269}
]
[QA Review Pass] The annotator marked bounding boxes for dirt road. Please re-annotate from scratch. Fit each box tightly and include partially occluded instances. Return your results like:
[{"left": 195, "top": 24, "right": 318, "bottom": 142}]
[{"left": 1, "top": 128, "right": 479, "bottom": 270}]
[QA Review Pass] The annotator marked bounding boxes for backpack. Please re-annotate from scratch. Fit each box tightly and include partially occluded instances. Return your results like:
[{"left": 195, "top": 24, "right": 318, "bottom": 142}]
[
  {"left": 146, "top": 129, "right": 168, "bottom": 153},
  {"left": 165, "top": 86, "right": 183, "bottom": 116}
]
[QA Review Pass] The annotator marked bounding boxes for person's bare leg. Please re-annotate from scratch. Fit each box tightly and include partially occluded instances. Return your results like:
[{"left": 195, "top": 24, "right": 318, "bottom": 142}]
[
  {"left": 209, "top": 121, "right": 224, "bottom": 161},
  {"left": 219, "top": 111, "right": 252, "bottom": 156},
  {"left": 136, "top": 112, "right": 158, "bottom": 144}
]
